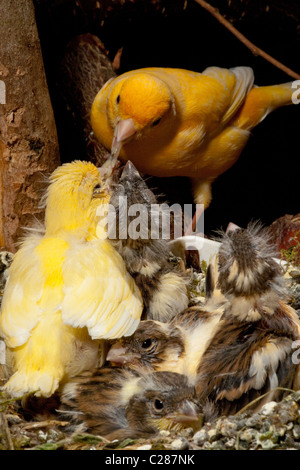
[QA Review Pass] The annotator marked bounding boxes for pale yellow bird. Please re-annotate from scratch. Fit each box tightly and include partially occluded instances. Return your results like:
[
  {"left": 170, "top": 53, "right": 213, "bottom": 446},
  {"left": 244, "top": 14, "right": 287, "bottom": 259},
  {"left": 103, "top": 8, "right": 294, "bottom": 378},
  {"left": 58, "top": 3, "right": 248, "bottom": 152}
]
[
  {"left": 91, "top": 66, "right": 294, "bottom": 208},
  {"left": 0, "top": 161, "right": 143, "bottom": 398}
]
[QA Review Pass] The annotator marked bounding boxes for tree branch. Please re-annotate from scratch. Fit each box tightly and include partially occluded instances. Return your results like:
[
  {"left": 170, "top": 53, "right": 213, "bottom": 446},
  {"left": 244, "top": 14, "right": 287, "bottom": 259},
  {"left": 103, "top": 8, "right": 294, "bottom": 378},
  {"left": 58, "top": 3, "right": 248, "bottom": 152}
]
[{"left": 193, "top": 0, "right": 300, "bottom": 80}]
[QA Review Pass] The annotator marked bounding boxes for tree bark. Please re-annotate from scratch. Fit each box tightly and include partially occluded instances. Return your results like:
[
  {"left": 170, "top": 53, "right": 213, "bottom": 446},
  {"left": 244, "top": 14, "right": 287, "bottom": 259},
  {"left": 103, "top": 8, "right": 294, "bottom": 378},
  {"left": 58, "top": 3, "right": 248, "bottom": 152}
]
[{"left": 0, "top": 0, "right": 60, "bottom": 252}]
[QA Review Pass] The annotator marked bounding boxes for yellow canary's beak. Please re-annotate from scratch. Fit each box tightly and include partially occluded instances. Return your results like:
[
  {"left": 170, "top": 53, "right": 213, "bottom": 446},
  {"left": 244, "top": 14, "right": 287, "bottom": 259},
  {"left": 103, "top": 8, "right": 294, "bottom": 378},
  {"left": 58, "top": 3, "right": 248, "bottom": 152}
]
[
  {"left": 115, "top": 118, "right": 137, "bottom": 142},
  {"left": 112, "top": 118, "right": 137, "bottom": 157}
]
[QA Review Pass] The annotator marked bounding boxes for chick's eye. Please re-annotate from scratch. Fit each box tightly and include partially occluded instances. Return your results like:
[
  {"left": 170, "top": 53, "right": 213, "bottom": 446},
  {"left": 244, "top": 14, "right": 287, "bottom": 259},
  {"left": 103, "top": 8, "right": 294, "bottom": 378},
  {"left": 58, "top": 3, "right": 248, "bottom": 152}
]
[
  {"left": 116, "top": 94, "right": 120, "bottom": 104},
  {"left": 93, "top": 183, "right": 102, "bottom": 197},
  {"left": 153, "top": 399, "right": 164, "bottom": 411},
  {"left": 141, "top": 338, "right": 152, "bottom": 349},
  {"left": 151, "top": 118, "right": 161, "bottom": 127}
]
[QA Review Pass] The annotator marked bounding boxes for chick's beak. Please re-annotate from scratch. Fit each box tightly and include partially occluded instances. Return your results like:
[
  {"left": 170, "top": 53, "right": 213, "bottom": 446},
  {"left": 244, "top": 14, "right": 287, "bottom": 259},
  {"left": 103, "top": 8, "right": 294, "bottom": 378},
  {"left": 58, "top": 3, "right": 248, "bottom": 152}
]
[
  {"left": 121, "top": 161, "right": 140, "bottom": 181},
  {"left": 112, "top": 118, "right": 137, "bottom": 157},
  {"left": 166, "top": 400, "right": 201, "bottom": 425},
  {"left": 106, "top": 342, "right": 141, "bottom": 365}
]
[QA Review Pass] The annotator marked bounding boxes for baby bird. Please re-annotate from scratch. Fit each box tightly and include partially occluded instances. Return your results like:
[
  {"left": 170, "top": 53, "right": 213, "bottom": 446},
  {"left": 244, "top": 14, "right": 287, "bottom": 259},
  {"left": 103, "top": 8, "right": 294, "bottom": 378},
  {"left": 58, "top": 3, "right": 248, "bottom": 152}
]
[
  {"left": 107, "top": 160, "right": 189, "bottom": 322},
  {"left": 107, "top": 304, "right": 223, "bottom": 380},
  {"left": 195, "top": 223, "right": 300, "bottom": 416},
  {"left": 106, "top": 248, "right": 226, "bottom": 374},
  {"left": 107, "top": 320, "right": 185, "bottom": 372},
  {"left": 91, "top": 66, "right": 295, "bottom": 208},
  {"left": 59, "top": 368, "right": 203, "bottom": 440},
  {"left": 108, "top": 223, "right": 300, "bottom": 416},
  {"left": 0, "top": 161, "right": 143, "bottom": 398}
]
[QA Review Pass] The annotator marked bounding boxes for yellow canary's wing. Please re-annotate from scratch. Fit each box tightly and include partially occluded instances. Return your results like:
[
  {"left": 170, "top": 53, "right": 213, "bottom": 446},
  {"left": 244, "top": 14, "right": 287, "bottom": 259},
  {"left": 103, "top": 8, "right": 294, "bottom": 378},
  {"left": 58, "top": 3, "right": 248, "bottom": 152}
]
[
  {"left": 0, "top": 234, "right": 45, "bottom": 348},
  {"left": 201, "top": 66, "right": 255, "bottom": 125},
  {"left": 61, "top": 239, "right": 143, "bottom": 340},
  {"left": 0, "top": 234, "right": 83, "bottom": 397}
]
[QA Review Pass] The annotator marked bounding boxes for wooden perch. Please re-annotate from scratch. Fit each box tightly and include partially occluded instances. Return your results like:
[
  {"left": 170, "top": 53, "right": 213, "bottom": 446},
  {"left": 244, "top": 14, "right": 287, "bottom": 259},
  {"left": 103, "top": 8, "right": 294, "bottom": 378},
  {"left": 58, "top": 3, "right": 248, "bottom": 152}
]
[{"left": 0, "top": 0, "right": 60, "bottom": 252}]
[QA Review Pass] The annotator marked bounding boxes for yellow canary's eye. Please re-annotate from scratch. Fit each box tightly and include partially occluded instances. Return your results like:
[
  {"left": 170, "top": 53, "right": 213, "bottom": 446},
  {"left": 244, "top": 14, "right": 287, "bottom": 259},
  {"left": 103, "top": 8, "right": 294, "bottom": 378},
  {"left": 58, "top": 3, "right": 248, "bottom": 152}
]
[
  {"left": 151, "top": 118, "right": 161, "bottom": 127},
  {"left": 116, "top": 94, "right": 120, "bottom": 104}
]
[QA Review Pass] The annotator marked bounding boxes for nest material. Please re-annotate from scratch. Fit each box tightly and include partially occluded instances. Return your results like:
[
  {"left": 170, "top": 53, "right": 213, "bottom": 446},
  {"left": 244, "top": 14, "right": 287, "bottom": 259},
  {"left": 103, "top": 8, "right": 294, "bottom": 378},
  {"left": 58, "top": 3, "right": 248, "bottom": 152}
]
[{"left": 59, "top": 34, "right": 116, "bottom": 165}]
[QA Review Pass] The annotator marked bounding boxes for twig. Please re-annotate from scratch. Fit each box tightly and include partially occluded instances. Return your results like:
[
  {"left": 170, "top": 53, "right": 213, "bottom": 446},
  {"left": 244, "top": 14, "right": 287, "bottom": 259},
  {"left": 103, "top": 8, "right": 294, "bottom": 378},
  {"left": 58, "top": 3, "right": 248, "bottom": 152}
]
[
  {"left": 193, "top": 0, "right": 300, "bottom": 80},
  {"left": 235, "top": 425, "right": 246, "bottom": 451},
  {"left": 0, "top": 412, "right": 14, "bottom": 450},
  {"left": 21, "top": 419, "right": 70, "bottom": 431},
  {"left": 234, "top": 386, "right": 296, "bottom": 416},
  {"left": 28, "top": 430, "right": 111, "bottom": 451}
]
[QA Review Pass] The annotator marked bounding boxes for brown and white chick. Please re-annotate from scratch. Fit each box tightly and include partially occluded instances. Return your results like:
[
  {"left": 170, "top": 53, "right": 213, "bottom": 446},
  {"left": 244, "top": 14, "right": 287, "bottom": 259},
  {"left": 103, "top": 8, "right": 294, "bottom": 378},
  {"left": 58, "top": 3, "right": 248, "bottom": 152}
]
[
  {"left": 106, "top": 254, "right": 227, "bottom": 376},
  {"left": 195, "top": 223, "right": 300, "bottom": 416},
  {"left": 106, "top": 319, "right": 185, "bottom": 373},
  {"left": 59, "top": 368, "right": 204, "bottom": 440},
  {"left": 106, "top": 302, "right": 223, "bottom": 381},
  {"left": 107, "top": 160, "right": 189, "bottom": 322}
]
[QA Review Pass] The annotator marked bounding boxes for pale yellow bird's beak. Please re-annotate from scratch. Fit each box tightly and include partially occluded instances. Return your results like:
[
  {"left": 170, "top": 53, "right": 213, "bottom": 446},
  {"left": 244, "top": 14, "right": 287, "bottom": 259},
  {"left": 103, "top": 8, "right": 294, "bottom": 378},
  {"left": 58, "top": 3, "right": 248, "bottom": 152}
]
[{"left": 112, "top": 118, "right": 137, "bottom": 157}]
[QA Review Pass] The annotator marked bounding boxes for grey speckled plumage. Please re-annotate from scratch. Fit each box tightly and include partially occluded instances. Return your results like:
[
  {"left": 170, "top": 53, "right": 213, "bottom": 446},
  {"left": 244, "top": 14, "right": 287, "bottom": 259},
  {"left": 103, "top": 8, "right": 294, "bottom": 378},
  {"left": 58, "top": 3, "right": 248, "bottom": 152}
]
[
  {"left": 107, "top": 161, "right": 189, "bottom": 322},
  {"left": 108, "top": 224, "right": 300, "bottom": 418},
  {"left": 106, "top": 304, "right": 223, "bottom": 380},
  {"left": 195, "top": 223, "right": 300, "bottom": 416},
  {"left": 217, "top": 222, "right": 287, "bottom": 304},
  {"left": 59, "top": 368, "right": 204, "bottom": 440}
]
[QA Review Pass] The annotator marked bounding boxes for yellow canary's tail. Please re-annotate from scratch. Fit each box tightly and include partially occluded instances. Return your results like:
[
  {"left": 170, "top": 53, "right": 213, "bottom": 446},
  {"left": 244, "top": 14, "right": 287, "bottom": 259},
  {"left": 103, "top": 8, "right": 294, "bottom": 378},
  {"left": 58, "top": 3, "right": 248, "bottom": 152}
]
[
  {"left": 3, "top": 312, "right": 69, "bottom": 398},
  {"left": 234, "top": 81, "right": 294, "bottom": 130},
  {"left": 3, "top": 369, "right": 61, "bottom": 399}
]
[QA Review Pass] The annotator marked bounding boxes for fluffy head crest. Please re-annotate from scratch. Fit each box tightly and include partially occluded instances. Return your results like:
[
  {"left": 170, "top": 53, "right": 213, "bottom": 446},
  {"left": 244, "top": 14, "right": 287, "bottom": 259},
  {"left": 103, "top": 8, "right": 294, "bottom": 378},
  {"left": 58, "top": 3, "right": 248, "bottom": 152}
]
[
  {"left": 217, "top": 222, "right": 284, "bottom": 298},
  {"left": 49, "top": 160, "right": 99, "bottom": 186},
  {"left": 211, "top": 223, "right": 289, "bottom": 324},
  {"left": 45, "top": 160, "right": 110, "bottom": 237}
]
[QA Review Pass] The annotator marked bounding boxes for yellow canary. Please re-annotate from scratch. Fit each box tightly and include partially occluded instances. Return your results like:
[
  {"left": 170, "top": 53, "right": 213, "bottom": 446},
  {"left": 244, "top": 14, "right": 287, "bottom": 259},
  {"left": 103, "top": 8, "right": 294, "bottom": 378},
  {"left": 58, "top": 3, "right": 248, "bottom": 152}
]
[
  {"left": 0, "top": 161, "right": 143, "bottom": 398},
  {"left": 91, "top": 66, "right": 294, "bottom": 208}
]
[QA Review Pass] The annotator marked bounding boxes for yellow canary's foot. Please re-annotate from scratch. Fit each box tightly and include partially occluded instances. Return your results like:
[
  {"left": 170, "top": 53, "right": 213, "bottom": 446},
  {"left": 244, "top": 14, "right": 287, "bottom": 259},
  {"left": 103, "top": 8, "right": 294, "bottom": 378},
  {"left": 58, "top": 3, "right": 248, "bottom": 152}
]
[{"left": 3, "top": 370, "right": 61, "bottom": 398}]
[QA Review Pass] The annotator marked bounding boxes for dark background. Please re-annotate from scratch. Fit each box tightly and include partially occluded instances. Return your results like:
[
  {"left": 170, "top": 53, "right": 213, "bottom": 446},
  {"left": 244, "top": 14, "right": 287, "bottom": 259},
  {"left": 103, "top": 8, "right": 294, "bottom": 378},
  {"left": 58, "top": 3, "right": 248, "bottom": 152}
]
[{"left": 33, "top": 0, "right": 299, "bottom": 235}]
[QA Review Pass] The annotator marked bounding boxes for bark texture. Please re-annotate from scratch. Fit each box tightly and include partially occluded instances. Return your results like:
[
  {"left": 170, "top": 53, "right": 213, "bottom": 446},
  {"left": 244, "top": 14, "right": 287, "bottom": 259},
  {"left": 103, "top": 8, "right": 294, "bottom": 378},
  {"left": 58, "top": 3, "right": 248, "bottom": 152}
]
[{"left": 0, "top": 0, "right": 60, "bottom": 252}]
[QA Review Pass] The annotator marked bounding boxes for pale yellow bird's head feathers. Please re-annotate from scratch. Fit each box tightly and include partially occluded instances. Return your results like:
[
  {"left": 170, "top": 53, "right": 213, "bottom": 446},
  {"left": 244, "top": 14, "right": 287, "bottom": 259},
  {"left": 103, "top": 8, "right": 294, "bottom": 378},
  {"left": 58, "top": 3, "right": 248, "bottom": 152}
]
[{"left": 45, "top": 160, "right": 110, "bottom": 238}]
